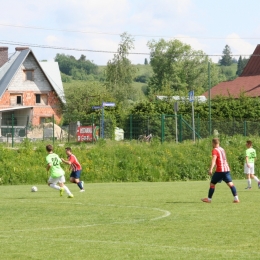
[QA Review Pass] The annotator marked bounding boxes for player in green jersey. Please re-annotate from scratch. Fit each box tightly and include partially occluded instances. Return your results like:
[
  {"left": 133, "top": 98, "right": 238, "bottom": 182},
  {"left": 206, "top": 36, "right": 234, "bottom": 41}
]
[
  {"left": 244, "top": 140, "right": 260, "bottom": 189},
  {"left": 46, "top": 144, "right": 74, "bottom": 198}
]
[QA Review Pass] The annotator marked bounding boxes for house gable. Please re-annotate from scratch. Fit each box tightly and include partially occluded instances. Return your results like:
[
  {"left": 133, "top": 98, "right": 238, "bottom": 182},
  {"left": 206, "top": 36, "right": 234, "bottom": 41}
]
[{"left": 8, "top": 52, "right": 53, "bottom": 93}]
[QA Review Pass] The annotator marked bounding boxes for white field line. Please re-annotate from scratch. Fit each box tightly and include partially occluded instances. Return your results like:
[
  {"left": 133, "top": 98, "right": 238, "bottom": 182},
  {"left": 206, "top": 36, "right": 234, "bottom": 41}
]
[{"left": 0, "top": 201, "right": 171, "bottom": 234}]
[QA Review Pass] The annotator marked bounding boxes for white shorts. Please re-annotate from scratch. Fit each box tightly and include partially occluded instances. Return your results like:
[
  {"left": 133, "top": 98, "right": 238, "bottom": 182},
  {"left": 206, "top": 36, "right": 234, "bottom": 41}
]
[
  {"left": 244, "top": 163, "right": 255, "bottom": 174},
  {"left": 48, "top": 175, "right": 65, "bottom": 184}
]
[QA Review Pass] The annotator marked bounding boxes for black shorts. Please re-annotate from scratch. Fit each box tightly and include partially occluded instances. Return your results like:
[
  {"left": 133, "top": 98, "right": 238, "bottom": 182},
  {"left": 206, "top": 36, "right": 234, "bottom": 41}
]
[{"left": 211, "top": 171, "right": 232, "bottom": 184}]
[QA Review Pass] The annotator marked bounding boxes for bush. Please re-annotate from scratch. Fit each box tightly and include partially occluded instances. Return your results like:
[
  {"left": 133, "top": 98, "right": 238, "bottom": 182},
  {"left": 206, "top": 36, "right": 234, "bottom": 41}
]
[{"left": 0, "top": 135, "right": 253, "bottom": 185}]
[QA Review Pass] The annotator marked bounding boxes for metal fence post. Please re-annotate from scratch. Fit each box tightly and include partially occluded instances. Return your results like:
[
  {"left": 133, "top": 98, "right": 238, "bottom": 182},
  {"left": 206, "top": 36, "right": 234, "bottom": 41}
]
[
  {"left": 11, "top": 114, "right": 14, "bottom": 148},
  {"left": 178, "top": 114, "right": 183, "bottom": 142},
  {"left": 244, "top": 120, "right": 247, "bottom": 136},
  {"left": 130, "top": 114, "right": 132, "bottom": 140},
  {"left": 161, "top": 114, "right": 165, "bottom": 144},
  {"left": 197, "top": 113, "right": 200, "bottom": 138},
  {"left": 52, "top": 115, "right": 55, "bottom": 145},
  {"left": 92, "top": 114, "right": 94, "bottom": 144}
]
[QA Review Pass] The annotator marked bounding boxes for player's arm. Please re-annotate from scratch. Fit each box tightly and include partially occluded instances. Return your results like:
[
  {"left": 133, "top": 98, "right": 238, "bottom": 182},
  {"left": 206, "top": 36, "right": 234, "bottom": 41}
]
[
  {"left": 61, "top": 158, "right": 72, "bottom": 165},
  {"left": 208, "top": 155, "right": 217, "bottom": 175},
  {"left": 245, "top": 155, "right": 250, "bottom": 168},
  {"left": 46, "top": 163, "right": 51, "bottom": 171}
]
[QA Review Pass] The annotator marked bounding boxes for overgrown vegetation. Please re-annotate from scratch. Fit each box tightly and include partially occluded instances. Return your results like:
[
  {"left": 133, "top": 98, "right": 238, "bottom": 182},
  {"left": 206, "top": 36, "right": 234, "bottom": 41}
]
[{"left": 0, "top": 135, "right": 257, "bottom": 185}]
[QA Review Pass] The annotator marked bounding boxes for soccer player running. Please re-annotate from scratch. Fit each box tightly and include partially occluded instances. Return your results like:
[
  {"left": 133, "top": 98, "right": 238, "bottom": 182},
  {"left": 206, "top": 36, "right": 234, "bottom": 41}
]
[
  {"left": 61, "top": 147, "right": 85, "bottom": 192},
  {"left": 46, "top": 144, "right": 74, "bottom": 198},
  {"left": 201, "top": 138, "right": 239, "bottom": 203},
  {"left": 244, "top": 140, "right": 260, "bottom": 189}
]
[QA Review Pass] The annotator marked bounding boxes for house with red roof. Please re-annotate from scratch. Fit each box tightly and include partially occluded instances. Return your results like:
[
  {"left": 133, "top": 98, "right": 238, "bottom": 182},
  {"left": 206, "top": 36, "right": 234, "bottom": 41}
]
[{"left": 203, "top": 45, "right": 260, "bottom": 99}]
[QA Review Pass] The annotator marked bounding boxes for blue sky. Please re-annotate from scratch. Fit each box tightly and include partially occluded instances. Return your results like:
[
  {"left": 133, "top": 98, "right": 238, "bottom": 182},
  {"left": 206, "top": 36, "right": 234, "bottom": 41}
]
[{"left": 1, "top": 0, "right": 260, "bottom": 65}]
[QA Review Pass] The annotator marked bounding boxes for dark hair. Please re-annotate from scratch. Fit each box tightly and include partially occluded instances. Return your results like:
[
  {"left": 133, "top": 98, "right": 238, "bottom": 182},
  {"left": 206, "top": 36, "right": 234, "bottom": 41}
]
[
  {"left": 246, "top": 140, "right": 252, "bottom": 146},
  {"left": 212, "top": 138, "right": 220, "bottom": 145},
  {"left": 65, "top": 147, "right": 72, "bottom": 152},
  {"left": 46, "top": 144, "right": 53, "bottom": 152}
]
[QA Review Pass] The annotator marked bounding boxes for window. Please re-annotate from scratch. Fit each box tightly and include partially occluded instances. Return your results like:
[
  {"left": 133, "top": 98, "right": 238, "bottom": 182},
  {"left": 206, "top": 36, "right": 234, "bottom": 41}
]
[
  {"left": 16, "top": 96, "right": 22, "bottom": 104},
  {"left": 36, "top": 94, "right": 41, "bottom": 103},
  {"left": 10, "top": 94, "right": 23, "bottom": 106},
  {"left": 24, "top": 70, "right": 33, "bottom": 81},
  {"left": 35, "top": 94, "right": 48, "bottom": 105}
]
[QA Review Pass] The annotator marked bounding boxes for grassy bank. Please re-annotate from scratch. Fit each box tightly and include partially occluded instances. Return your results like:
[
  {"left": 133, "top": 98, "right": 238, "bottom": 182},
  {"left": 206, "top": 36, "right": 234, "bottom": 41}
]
[{"left": 0, "top": 135, "right": 257, "bottom": 185}]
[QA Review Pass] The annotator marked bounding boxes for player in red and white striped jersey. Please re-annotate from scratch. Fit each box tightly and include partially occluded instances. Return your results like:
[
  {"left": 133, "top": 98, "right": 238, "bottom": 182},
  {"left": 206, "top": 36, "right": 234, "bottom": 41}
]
[
  {"left": 201, "top": 138, "right": 239, "bottom": 203},
  {"left": 61, "top": 147, "right": 85, "bottom": 192}
]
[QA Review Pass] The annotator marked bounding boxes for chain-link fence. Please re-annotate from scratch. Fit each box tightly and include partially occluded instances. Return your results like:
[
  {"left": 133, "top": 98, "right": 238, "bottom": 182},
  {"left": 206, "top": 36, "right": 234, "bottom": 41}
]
[{"left": 2, "top": 113, "right": 260, "bottom": 147}]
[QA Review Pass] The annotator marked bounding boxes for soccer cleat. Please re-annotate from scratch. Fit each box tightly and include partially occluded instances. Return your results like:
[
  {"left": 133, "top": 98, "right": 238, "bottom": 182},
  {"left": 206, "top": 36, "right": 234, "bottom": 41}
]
[
  {"left": 79, "top": 189, "right": 85, "bottom": 192},
  {"left": 245, "top": 187, "right": 252, "bottom": 190},
  {"left": 67, "top": 194, "right": 74, "bottom": 198},
  {"left": 201, "top": 198, "right": 211, "bottom": 203},
  {"left": 60, "top": 187, "right": 64, "bottom": 197},
  {"left": 233, "top": 199, "right": 240, "bottom": 203},
  {"left": 81, "top": 181, "right": 84, "bottom": 188}
]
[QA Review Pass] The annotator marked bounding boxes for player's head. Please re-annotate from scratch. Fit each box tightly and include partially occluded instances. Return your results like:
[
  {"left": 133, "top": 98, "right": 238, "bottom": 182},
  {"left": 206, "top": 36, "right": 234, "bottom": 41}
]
[
  {"left": 46, "top": 144, "right": 53, "bottom": 153},
  {"left": 212, "top": 138, "right": 220, "bottom": 148},
  {"left": 65, "top": 147, "right": 72, "bottom": 155},
  {"left": 246, "top": 140, "right": 252, "bottom": 148}
]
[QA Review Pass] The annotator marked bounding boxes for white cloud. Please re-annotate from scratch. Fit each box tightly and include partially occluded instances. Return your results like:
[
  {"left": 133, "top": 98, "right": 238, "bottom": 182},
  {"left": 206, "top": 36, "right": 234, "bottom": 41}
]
[
  {"left": 174, "top": 35, "right": 207, "bottom": 52},
  {"left": 226, "top": 33, "right": 255, "bottom": 58}
]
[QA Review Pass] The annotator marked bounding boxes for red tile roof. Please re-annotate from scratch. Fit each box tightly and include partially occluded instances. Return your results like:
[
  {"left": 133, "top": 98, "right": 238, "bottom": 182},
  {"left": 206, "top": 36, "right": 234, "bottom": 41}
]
[
  {"left": 203, "top": 76, "right": 260, "bottom": 98},
  {"left": 203, "top": 44, "right": 260, "bottom": 98}
]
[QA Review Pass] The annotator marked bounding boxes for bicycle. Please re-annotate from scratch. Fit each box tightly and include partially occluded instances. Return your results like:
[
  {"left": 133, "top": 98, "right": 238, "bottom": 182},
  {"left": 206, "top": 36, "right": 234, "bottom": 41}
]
[{"left": 138, "top": 133, "right": 152, "bottom": 142}]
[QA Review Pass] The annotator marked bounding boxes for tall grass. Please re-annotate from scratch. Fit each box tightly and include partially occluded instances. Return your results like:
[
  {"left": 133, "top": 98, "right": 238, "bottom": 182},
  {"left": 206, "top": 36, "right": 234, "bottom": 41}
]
[{"left": 0, "top": 135, "right": 256, "bottom": 185}]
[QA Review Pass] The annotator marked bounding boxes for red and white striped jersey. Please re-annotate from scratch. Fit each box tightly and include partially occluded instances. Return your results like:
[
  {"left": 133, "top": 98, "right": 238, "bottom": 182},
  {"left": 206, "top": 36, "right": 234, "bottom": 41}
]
[
  {"left": 212, "top": 147, "right": 230, "bottom": 172},
  {"left": 68, "top": 154, "right": 82, "bottom": 172}
]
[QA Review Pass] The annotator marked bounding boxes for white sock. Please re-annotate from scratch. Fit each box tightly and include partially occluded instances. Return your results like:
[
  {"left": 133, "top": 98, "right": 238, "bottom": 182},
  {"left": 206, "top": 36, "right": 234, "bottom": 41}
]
[
  {"left": 63, "top": 185, "right": 72, "bottom": 195},
  {"left": 253, "top": 176, "right": 259, "bottom": 182},
  {"left": 50, "top": 184, "right": 61, "bottom": 190},
  {"left": 247, "top": 179, "right": 251, "bottom": 187},
  {"left": 234, "top": 196, "right": 239, "bottom": 201}
]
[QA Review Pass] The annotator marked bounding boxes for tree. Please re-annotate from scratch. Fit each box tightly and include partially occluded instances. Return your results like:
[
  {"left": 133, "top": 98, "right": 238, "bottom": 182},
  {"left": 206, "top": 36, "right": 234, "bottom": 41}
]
[
  {"left": 236, "top": 56, "right": 249, "bottom": 76},
  {"left": 105, "top": 32, "right": 137, "bottom": 102},
  {"left": 144, "top": 58, "right": 148, "bottom": 65},
  {"left": 62, "top": 81, "right": 113, "bottom": 123},
  {"left": 147, "top": 39, "right": 223, "bottom": 96},
  {"left": 219, "top": 45, "right": 232, "bottom": 66}
]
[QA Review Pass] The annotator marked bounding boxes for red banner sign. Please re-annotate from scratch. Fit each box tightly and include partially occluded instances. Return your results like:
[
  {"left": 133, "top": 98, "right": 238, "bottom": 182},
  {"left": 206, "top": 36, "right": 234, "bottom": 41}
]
[{"left": 76, "top": 125, "right": 99, "bottom": 142}]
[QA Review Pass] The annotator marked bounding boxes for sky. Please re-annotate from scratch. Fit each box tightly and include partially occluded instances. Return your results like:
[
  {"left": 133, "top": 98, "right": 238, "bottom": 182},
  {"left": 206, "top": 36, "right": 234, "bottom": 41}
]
[{"left": 1, "top": 0, "right": 260, "bottom": 65}]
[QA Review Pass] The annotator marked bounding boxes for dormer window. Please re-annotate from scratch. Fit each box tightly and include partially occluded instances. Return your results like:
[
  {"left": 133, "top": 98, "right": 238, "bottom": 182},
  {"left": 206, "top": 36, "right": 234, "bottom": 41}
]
[{"left": 24, "top": 70, "right": 33, "bottom": 81}]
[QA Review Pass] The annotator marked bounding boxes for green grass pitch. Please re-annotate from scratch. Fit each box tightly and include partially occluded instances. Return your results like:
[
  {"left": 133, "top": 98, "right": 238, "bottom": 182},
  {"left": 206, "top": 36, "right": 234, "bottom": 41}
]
[{"left": 1, "top": 180, "right": 260, "bottom": 259}]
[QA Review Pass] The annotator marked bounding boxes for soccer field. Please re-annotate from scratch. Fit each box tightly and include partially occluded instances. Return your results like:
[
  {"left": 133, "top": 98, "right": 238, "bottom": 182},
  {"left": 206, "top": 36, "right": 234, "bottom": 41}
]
[{"left": 1, "top": 180, "right": 260, "bottom": 260}]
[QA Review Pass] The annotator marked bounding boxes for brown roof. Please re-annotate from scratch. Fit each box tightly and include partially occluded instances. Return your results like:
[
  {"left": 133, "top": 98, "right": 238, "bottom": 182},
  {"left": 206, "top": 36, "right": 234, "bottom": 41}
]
[
  {"left": 203, "top": 44, "right": 260, "bottom": 98},
  {"left": 240, "top": 44, "right": 260, "bottom": 76},
  {"left": 203, "top": 76, "right": 260, "bottom": 98}
]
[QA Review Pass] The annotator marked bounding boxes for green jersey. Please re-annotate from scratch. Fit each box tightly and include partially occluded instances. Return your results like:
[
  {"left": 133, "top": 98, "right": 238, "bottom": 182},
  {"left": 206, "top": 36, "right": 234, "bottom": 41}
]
[
  {"left": 46, "top": 153, "right": 65, "bottom": 178},
  {"left": 246, "top": 147, "right": 256, "bottom": 163}
]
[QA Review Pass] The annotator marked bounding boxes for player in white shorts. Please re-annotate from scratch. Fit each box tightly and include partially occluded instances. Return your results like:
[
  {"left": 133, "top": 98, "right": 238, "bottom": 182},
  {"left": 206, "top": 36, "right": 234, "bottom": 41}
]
[{"left": 244, "top": 140, "right": 260, "bottom": 189}]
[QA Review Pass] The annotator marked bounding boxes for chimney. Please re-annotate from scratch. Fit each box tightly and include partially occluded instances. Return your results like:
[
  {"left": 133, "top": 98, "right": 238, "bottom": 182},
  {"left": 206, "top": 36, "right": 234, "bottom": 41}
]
[
  {"left": 15, "top": 47, "right": 29, "bottom": 51},
  {"left": 0, "top": 46, "right": 8, "bottom": 67}
]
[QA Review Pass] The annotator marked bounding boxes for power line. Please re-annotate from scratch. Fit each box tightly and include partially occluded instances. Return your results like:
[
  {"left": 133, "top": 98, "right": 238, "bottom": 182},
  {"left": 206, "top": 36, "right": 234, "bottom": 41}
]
[
  {"left": 0, "top": 23, "right": 260, "bottom": 40},
  {"left": 0, "top": 39, "right": 256, "bottom": 57}
]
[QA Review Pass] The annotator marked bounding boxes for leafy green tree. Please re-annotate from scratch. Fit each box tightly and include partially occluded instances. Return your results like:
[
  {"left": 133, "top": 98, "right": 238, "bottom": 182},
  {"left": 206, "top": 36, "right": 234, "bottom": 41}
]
[
  {"left": 219, "top": 45, "right": 232, "bottom": 66},
  {"left": 105, "top": 32, "right": 137, "bottom": 103},
  {"left": 144, "top": 58, "right": 148, "bottom": 65},
  {"left": 147, "top": 39, "right": 223, "bottom": 96},
  {"left": 55, "top": 53, "right": 98, "bottom": 76},
  {"left": 62, "top": 81, "right": 114, "bottom": 123}
]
